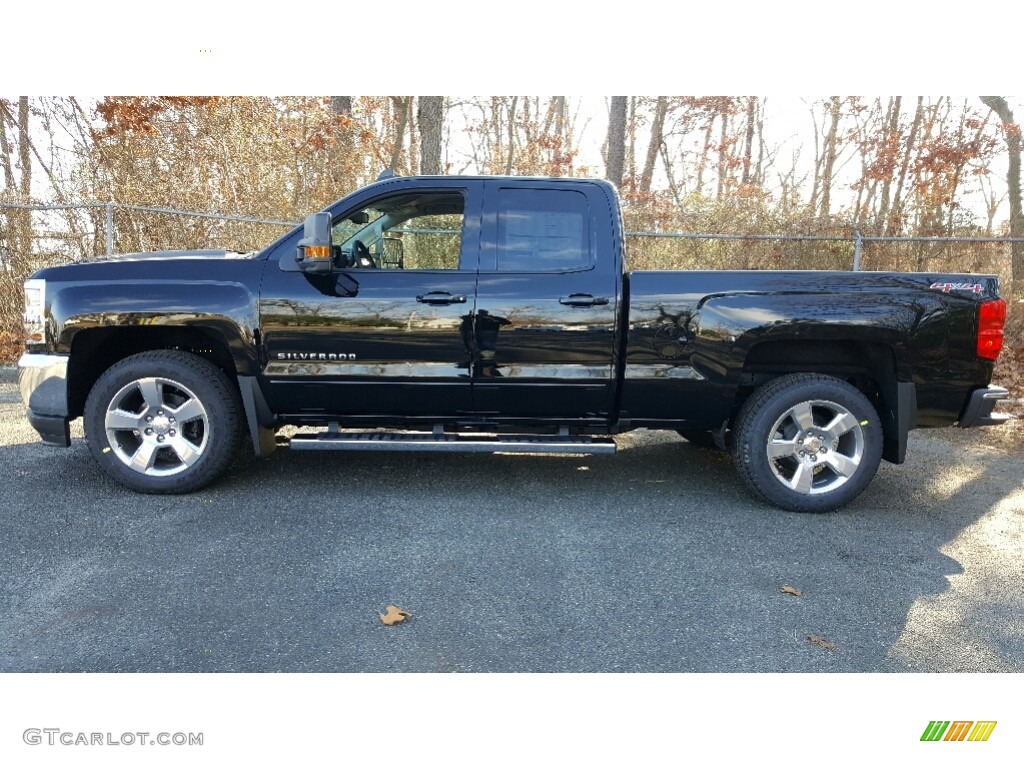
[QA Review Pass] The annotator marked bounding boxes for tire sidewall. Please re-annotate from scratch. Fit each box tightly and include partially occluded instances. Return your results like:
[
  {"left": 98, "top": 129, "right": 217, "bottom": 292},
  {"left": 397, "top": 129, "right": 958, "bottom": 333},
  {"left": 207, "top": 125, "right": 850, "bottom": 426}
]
[
  {"left": 84, "top": 353, "right": 239, "bottom": 493},
  {"left": 735, "top": 377, "right": 883, "bottom": 513}
]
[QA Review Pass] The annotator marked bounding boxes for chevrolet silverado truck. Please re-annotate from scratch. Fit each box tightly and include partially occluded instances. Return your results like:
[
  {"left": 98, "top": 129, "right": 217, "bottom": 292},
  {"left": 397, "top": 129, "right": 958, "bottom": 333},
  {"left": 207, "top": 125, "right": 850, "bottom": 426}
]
[{"left": 18, "top": 175, "right": 1010, "bottom": 512}]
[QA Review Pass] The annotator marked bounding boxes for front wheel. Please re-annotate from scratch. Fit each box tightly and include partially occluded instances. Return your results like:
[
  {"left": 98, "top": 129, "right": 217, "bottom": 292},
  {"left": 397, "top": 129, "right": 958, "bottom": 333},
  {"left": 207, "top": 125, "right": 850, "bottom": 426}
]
[
  {"left": 732, "top": 374, "right": 883, "bottom": 513},
  {"left": 84, "top": 350, "right": 242, "bottom": 493}
]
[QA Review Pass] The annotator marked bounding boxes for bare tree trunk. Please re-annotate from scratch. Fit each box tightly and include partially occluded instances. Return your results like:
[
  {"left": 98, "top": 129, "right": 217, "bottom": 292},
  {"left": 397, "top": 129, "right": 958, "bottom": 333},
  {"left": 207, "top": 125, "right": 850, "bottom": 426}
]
[
  {"left": 417, "top": 96, "right": 444, "bottom": 175},
  {"left": 0, "top": 100, "right": 15, "bottom": 192},
  {"left": 808, "top": 103, "right": 821, "bottom": 215},
  {"left": 981, "top": 96, "right": 1023, "bottom": 291},
  {"left": 888, "top": 96, "right": 923, "bottom": 236},
  {"left": 16, "top": 97, "right": 32, "bottom": 265},
  {"left": 491, "top": 97, "right": 503, "bottom": 171},
  {"left": 978, "top": 183, "right": 995, "bottom": 237},
  {"left": 555, "top": 96, "right": 566, "bottom": 138},
  {"left": 876, "top": 96, "right": 901, "bottom": 229},
  {"left": 522, "top": 97, "right": 534, "bottom": 160},
  {"left": 625, "top": 96, "right": 637, "bottom": 190},
  {"left": 755, "top": 100, "right": 765, "bottom": 187},
  {"left": 388, "top": 96, "right": 410, "bottom": 173},
  {"left": 542, "top": 96, "right": 568, "bottom": 173},
  {"left": 696, "top": 118, "right": 714, "bottom": 195},
  {"left": 779, "top": 151, "right": 803, "bottom": 217},
  {"left": 660, "top": 140, "right": 682, "bottom": 206},
  {"left": 741, "top": 97, "right": 756, "bottom": 185},
  {"left": 716, "top": 110, "right": 728, "bottom": 199},
  {"left": 819, "top": 96, "right": 841, "bottom": 219},
  {"left": 605, "top": 96, "right": 627, "bottom": 187},
  {"left": 640, "top": 96, "right": 668, "bottom": 194},
  {"left": 542, "top": 98, "right": 556, "bottom": 136},
  {"left": 505, "top": 96, "right": 518, "bottom": 175},
  {"left": 18, "top": 98, "right": 30, "bottom": 202},
  {"left": 910, "top": 101, "right": 940, "bottom": 268},
  {"left": 328, "top": 96, "right": 354, "bottom": 188},
  {"left": 331, "top": 97, "right": 352, "bottom": 116},
  {"left": 0, "top": 100, "right": 16, "bottom": 284},
  {"left": 405, "top": 98, "right": 418, "bottom": 176}
]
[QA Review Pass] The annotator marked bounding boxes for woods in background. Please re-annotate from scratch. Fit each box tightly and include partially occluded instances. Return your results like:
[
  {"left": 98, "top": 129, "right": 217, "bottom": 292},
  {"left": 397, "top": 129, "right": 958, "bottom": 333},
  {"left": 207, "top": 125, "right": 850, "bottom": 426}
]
[{"left": 0, "top": 95, "right": 1021, "bottom": 292}]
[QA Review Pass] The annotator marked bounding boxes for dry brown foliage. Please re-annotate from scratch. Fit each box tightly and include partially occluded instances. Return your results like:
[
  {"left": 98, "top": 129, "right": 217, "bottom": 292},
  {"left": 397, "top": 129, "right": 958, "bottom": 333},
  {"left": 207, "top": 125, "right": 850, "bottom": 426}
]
[
  {"left": 0, "top": 328, "right": 20, "bottom": 363},
  {"left": 379, "top": 606, "right": 412, "bottom": 626},
  {"left": 992, "top": 301, "right": 1024, "bottom": 410},
  {"left": 807, "top": 634, "right": 836, "bottom": 651}
]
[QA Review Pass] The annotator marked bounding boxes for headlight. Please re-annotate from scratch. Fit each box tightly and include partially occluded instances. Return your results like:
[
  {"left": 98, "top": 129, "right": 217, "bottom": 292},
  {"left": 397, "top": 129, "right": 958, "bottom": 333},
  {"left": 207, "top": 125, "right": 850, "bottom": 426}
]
[{"left": 23, "top": 278, "right": 46, "bottom": 344}]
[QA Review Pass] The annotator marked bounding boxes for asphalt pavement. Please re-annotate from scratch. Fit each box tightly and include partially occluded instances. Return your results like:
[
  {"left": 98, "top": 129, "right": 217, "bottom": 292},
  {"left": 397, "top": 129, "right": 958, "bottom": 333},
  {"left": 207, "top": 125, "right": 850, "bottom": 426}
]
[{"left": 1, "top": 377, "right": 1021, "bottom": 672}]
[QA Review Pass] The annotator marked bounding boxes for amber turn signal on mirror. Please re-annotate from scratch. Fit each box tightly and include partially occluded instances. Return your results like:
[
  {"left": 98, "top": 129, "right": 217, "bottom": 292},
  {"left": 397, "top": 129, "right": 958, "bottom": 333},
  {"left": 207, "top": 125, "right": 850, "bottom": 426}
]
[{"left": 303, "top": 245, "right": 331, "bottom": 260}]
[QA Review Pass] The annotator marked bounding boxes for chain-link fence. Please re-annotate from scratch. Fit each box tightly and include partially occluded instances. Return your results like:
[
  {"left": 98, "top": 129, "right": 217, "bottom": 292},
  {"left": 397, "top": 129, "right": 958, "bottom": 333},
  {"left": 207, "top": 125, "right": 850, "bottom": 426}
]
[
  {"left": 2, "top": 200, "right": 1021, "bottom": 282},
  {"left": 624, "top": 230, "right": 1021, "bottom": 282},
  {"left": 0, "top": 202, "right": 298, "bottom": 271}
]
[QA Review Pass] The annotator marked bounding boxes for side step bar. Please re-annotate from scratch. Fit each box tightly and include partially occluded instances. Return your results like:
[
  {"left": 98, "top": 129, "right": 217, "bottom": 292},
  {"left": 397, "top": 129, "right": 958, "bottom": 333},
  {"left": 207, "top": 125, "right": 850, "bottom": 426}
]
[{"left": 289, "top": 431, "right": 617, "bottom": 455}]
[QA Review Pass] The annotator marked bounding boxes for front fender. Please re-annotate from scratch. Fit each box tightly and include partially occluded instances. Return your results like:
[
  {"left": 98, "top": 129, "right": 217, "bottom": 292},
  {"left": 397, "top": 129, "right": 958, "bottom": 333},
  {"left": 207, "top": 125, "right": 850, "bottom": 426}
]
[{"left": 51, "top": 281, "right": 262, "bottom": 376}]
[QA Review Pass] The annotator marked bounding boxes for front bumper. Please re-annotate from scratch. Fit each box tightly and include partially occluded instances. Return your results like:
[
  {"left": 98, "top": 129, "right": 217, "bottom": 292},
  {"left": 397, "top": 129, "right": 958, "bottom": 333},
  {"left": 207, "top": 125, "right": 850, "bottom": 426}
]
[
  {"left": 18, "top": 352, "right": 71, "bottom": 447},
  {"left": 957, "top": 385, "right": 1010, "bottom": 428}
]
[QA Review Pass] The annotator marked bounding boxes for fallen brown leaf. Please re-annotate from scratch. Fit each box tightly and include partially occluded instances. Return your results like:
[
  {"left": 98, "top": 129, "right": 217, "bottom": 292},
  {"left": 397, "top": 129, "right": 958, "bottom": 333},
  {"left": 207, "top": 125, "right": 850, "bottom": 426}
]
[
  {"left": 780, "top": 585, "right": 802, "bottom": 596},
  {"left": 807, "top": 634, "right": 835, "bottom": 651},
  {"left": 379, "top": 605, "right": 412, "bottom": 626}
]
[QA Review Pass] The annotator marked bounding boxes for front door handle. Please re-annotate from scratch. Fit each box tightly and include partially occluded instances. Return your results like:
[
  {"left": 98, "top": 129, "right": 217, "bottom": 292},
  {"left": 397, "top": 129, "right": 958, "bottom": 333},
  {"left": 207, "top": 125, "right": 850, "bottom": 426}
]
[
  {"left": 559, "top": 293, "right": 609, "bottom": 307},
  {"left": 416, "top": 291, "right": 467, "bottom": 306}
]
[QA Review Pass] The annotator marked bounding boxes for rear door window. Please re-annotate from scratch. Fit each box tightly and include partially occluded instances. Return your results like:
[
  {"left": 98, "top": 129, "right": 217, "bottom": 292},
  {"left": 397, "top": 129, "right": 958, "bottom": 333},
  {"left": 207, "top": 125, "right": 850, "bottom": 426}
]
[{"left": 495, "top": 188, "right": 591, "bottom": 272}]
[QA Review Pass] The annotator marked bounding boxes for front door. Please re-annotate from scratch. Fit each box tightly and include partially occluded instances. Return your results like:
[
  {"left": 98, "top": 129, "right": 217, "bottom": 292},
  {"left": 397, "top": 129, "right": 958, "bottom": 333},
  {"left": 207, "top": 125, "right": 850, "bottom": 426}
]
[{"left": 259, "top": 181, "right": 482, "bottom": 418}]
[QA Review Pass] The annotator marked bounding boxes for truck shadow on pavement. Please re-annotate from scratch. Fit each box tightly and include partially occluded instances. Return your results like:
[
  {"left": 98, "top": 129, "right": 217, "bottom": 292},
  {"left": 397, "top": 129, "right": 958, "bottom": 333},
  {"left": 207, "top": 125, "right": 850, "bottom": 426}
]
[{"left": 0, "top": 428, "right": 1021, "bottom": 673}]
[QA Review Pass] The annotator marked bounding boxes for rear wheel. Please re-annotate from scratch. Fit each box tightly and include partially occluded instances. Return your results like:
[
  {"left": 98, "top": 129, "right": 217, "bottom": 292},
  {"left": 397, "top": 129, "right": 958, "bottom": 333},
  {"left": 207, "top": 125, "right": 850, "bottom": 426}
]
[
  {"left": 84, "top": 350, "right": 242, "bottom": 493},
  {"left": 732, "top": 374, "right": 883, "bottom": 513}
]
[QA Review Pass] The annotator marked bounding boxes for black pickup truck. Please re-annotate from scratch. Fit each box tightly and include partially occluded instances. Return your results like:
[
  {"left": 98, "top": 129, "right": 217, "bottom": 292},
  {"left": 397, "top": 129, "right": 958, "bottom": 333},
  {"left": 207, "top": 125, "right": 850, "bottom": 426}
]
[{"left": 18, "top": 175, "right": 1010, "bottom": 512}]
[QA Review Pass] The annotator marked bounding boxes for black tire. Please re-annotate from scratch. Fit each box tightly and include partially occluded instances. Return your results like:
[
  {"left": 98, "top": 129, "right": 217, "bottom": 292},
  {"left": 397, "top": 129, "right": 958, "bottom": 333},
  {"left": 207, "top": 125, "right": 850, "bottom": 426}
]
[
  {"left": 83, "top": 350, "right": 243, "bottom": 494},
  {"left": 732, "top": 373, "right": 883, "bottom": 513},
  {"left": 676, "top": 429, "right": 722, "bottom": 450}
]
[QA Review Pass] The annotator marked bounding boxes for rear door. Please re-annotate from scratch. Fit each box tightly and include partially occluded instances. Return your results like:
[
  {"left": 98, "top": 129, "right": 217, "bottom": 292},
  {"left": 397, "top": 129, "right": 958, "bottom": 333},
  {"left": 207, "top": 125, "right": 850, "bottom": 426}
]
[{"left": 471, "top": 180, "right": 619, "bottom": 418}]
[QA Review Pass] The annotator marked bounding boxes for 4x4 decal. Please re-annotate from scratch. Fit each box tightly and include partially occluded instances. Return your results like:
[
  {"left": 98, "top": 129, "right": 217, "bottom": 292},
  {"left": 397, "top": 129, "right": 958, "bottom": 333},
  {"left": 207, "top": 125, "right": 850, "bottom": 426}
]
[{"left": 929, "top": 281, "right": 984, "bottom": 294}]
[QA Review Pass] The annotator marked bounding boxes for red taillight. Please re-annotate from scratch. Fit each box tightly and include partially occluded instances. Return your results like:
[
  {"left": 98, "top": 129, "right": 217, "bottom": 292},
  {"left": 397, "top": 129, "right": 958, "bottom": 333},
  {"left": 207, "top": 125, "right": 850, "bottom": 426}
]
[{"left": 977, "top": 298, "right": 1006, "bottom": 361}]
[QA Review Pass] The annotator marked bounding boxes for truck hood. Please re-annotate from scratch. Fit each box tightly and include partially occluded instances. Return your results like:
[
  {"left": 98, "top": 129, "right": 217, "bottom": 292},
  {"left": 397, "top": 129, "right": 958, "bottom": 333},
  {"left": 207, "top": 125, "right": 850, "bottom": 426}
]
[
  {"left": 30, "top": 247, "right": 264, "bottom": 280},
  {"left": 88, "top": 248, "right": 260, "bottom": 263},
  {"left": 31, "top": 248, "right": 265, "bottom": 283}
]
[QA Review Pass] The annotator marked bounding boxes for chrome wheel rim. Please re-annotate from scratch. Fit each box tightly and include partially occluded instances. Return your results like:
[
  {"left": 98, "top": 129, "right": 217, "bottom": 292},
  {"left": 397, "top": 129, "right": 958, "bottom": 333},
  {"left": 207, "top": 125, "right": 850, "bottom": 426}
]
[
  {"left": 765, "top": 399, "right": 864, "bottom": 496},
  {"left": 104, "top": 377, "right": 209, "bottom": 477}
]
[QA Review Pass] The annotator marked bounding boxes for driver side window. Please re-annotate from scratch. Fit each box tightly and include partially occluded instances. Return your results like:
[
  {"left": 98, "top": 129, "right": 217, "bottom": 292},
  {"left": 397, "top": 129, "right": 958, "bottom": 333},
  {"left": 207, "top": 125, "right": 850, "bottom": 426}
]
[{"left": 331, "top": 191, "right": 465, "bottom": 270}]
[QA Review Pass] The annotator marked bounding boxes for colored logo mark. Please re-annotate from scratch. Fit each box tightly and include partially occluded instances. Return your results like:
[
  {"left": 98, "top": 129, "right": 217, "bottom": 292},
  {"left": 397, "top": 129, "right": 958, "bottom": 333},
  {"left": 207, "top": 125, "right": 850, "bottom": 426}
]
[{"left": 921, "top": 721, "right": 997, "bottom": 742}]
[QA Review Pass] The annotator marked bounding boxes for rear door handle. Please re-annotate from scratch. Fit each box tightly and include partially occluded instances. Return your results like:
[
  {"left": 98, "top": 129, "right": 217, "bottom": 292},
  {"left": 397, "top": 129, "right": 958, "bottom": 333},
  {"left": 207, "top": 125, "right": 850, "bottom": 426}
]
[
  {"left": 416, "top": 291, "right": 467, "bottom": 305},
  {"left": 559, "top": 294, "right": 609, "bottom": 307}
]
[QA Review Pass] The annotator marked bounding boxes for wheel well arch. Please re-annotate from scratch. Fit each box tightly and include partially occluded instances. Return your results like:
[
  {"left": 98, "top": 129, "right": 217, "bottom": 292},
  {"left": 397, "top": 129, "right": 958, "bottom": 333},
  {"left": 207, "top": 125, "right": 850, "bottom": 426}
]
[
  {"left": 67, "top": 326, "right": 238, "bottom": 419},
  {"left": 736, "top": 339, "right": 911, "bottom": 464},
  {"left": 741, "top": 339, "right": 899, "bottom": 388}
]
